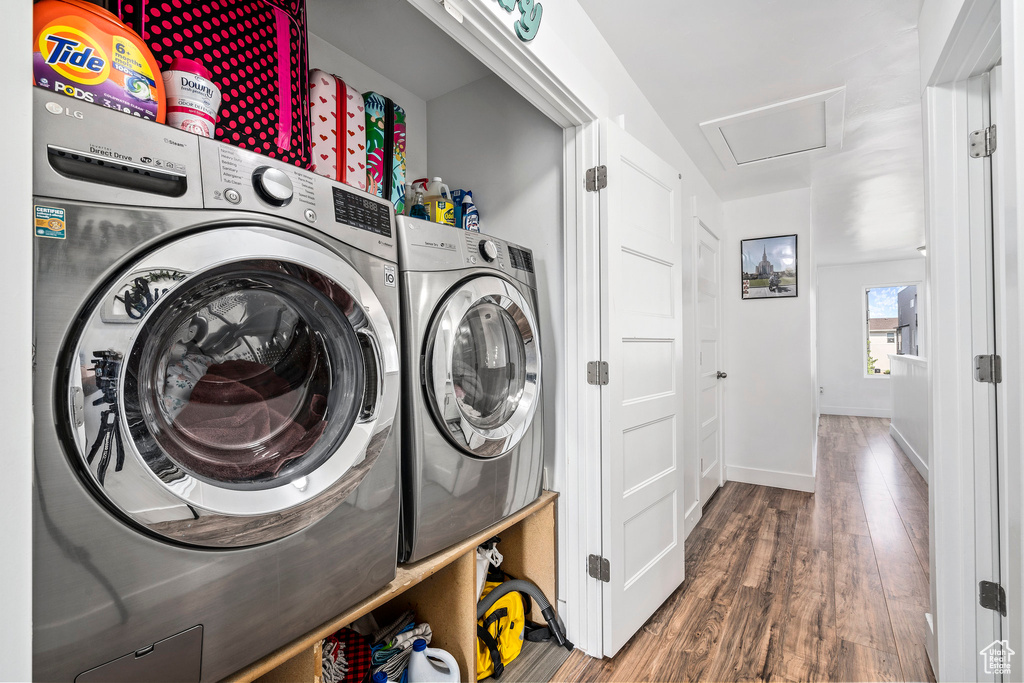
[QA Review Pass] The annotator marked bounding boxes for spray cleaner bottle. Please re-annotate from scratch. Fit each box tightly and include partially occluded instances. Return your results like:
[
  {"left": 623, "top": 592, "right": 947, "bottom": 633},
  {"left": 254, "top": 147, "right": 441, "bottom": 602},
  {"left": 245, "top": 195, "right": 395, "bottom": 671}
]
[
  {"left": 460, "top": 190, "right": 480, "bottom": 232},
  {"left": 410, "top": 190, "right": 429, "bottom": 220}
]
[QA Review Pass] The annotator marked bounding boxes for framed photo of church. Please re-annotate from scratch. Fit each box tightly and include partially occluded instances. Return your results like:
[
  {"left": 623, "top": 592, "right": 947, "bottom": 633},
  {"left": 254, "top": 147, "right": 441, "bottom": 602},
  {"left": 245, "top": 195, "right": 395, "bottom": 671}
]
[{"left": 741, "top": 234, "right": 798, "bottom": 299}]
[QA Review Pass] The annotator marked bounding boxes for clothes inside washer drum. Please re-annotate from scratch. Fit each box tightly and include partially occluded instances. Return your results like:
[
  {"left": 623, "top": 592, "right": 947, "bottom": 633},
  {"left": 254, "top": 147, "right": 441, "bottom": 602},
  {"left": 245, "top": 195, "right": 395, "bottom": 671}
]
[{"left": 165, "top": 360, "right": 327, "bottom": 481}]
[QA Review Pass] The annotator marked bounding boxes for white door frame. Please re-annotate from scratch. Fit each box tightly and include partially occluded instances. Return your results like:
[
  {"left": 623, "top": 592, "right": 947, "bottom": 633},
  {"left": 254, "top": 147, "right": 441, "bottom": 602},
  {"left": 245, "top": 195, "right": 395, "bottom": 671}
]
[
  {"left": 1, "top": 2, "right": 35, "bottom": 680},
  {"left": 922, "top": 0, "right": 1020, "bottom": 678},
  {"left": 403, "top": 0, "right": 606, "bottom": 654}
]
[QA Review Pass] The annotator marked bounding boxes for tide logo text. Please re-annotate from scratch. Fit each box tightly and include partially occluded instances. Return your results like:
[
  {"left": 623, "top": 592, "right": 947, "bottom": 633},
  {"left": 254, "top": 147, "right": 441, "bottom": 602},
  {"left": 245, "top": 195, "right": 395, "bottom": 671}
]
[{"left": 45, "top": 35, "right": 106, "bottom": 73}]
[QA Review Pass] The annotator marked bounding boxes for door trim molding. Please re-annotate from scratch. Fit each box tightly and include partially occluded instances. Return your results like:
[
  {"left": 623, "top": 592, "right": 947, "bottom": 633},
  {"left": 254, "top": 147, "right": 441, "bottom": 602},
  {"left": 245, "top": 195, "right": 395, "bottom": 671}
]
[{"left": 923, "top": 3, "right": 1004, "bottom": 676}]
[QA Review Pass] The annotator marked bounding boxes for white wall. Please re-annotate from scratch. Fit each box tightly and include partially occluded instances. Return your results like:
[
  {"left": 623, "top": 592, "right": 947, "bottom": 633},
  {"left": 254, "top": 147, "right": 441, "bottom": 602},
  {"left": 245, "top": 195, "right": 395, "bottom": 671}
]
[
  {"left": 889, "top": 355, "right": 929, "bottom": 478},
  {"left": 816, "top": 259, "right": 925, "bottom": 417},
  {"left": 425, "top": 74, "right": 565, "bottom": 485},
  {"left": 2, "top": 1, "right": 33, "bottom": 679},
  {"left": 722, "top": 188, "right": 816, "bottom": 492},
  {"left": 308, "top": 33, "right": 429, "bottom": 183}
]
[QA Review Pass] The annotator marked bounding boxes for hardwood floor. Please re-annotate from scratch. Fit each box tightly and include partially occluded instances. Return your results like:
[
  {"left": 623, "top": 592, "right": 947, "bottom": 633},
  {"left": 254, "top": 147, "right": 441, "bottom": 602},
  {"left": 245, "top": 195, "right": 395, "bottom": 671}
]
[{"left": 553, "top": 416, "right": 933, "bottom": 683}]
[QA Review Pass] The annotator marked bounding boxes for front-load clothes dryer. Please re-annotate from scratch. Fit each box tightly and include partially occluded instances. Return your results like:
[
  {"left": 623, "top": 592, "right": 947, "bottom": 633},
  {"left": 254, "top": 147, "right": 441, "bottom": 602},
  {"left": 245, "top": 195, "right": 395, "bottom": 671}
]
[
  {"left": 32, "top": 89, "right": 402, "bottom": 683},
  {"left": 397, "top": 217, "right": 544, "bottom": 563}
]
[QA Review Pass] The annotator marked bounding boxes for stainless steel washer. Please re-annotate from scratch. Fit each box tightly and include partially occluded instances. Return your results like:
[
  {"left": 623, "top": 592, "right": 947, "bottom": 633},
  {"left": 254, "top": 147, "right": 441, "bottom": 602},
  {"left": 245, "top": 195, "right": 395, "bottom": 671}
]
[
  {"left": 32, "top": 89, "right": 402, "bottom": 682},
  {"left": 397, "top": 217, "right": 544, "bottom": 563}
]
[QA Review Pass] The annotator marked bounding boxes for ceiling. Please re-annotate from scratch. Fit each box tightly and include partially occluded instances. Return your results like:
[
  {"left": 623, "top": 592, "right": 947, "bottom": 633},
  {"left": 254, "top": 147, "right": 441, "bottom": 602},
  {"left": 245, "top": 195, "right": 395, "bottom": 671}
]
[
  {"left": 581, "top": 0, "right": 925, "bottom": 266},
  {"left": 308, "top": 0, "right": 491, "bottom": 102}
]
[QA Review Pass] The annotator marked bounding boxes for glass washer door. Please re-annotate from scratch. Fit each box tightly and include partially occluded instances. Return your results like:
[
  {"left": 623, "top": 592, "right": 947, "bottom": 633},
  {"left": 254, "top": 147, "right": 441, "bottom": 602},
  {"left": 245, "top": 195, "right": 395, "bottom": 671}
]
[
  {"left": 66, "top": 227, "right": 400, "bottom": 547},
  {"left": 425, "top": 275, "right": 541, "bottom": 458}
]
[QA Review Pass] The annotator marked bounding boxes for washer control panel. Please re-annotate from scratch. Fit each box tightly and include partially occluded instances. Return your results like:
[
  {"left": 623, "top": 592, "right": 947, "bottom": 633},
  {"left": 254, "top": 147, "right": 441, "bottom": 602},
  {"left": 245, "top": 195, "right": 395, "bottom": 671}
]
[
  {"left": 32, "top": 89, "right": 397, "bottom": 263},
  {"left": 331, "top": 187, "right": 392, "bottom": 238},
  {"left": 197, "top": 137, "right": 397, "bottom": 263}
]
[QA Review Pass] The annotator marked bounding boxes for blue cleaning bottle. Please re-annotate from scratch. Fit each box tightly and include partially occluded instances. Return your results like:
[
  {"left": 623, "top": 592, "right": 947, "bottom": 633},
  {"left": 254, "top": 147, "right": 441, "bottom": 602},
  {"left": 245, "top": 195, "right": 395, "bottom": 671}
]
[
  {"left": 410, "top": 190, "right": 429, "bottom": 220},
  {"left": 461, "top": 190, "right": 480, "bottom": 232}
]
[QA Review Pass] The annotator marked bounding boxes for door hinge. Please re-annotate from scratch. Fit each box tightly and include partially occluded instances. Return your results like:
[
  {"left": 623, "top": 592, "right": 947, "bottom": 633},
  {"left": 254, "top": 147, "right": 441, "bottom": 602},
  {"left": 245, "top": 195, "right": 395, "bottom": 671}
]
[
  {"left": 980, "top": 580, "right": 1007, "bottom": 617},
  {"left": 585, "top": 165, "right": 608, "bottom": 192},
  {"left": 586, "top": 360, "right": 609, "bottom": 385},
  {"left": 588, "top": 554, "right": 610, "bottom": 582},
  {"left": 970, "top": 125, "right": 997, "bottom": 158},
  {"left": 975, "top": 354, "right": 1002, "bottom": 384}
]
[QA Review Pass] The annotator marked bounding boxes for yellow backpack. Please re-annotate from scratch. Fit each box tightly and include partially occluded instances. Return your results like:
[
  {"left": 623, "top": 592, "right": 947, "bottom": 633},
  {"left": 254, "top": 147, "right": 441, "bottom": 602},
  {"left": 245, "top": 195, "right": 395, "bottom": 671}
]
[{"left": 476, "top": 579, "right": 527, "bottom": 680}]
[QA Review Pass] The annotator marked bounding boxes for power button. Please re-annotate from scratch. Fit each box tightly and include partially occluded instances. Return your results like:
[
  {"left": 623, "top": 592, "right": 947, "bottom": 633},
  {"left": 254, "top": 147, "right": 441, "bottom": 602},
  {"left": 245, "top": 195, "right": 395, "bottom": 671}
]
[{"left": 224, "top": 188, "right": 242, "bottom": 204}]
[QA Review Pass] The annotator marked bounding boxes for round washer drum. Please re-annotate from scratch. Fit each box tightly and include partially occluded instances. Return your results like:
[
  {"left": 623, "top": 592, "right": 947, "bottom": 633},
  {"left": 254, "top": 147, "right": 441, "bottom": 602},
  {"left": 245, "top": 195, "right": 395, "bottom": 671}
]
[
  {"left": 63, "top": 227, "right": 400, "bottom": 548},
  {"left": 424, "top": 274, "right": 541, "bottom": 458}
]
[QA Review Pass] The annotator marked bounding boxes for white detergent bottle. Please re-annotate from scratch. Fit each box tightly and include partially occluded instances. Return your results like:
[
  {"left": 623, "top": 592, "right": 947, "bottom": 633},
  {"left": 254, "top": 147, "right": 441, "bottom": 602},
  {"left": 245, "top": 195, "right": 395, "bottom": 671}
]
[
  {"left": 424, "top": 177, "right": 452, "bottom": 202},
  {"left": 407, "top": 639, "right": 460, "bottom": 683}
]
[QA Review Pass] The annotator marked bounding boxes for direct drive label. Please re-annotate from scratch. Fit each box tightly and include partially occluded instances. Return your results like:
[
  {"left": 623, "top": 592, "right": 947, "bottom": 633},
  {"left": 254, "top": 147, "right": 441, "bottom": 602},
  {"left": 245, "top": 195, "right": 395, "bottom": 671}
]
[{"left": 34, "top": 205, "right": 66, "bottom": 239}]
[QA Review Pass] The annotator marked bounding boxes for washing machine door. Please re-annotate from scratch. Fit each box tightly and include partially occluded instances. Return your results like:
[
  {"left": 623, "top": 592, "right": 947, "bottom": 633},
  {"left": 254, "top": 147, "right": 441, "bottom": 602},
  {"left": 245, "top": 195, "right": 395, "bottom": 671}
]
[
  {"left": 64, "top": 227, "right": 400, "bottom": 547},
  {"left": 425, "top": 275, "right": 541, "bottom": 458}
]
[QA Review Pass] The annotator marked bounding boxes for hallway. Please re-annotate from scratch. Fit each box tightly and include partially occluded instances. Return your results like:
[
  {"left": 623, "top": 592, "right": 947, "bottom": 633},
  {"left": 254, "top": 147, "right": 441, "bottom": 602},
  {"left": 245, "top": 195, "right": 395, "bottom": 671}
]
[{"left": 554, "top": 416, "right": 932, "bottom": 682}]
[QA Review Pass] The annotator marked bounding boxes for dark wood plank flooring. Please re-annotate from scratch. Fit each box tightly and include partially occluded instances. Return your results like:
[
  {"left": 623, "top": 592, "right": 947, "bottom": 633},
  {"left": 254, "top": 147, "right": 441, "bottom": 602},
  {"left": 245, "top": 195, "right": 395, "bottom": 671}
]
[{"left": 553, "top": 415, "right": 933, "bottom": 682}]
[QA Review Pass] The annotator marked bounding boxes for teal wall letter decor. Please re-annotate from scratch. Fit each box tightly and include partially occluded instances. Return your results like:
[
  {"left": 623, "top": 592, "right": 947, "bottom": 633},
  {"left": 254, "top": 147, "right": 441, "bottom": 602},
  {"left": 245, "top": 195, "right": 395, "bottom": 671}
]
[
  {"left": 495, "top": 0, "right": 543, "bottom": 42},
  {"left": 516, "top": 0, "right": 542, "bottom": 41}
]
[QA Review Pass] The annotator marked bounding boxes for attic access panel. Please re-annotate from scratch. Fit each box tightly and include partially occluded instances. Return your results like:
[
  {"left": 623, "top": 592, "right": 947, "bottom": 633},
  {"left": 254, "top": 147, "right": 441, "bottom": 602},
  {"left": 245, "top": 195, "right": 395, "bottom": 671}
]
[{"left": 701, "top": 87, "right": 845, "bottom": 168}]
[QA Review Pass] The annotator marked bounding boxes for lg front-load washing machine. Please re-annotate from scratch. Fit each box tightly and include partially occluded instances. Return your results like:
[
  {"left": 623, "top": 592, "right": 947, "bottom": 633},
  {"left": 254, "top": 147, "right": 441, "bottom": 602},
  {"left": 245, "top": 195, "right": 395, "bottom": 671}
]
[
  {"left": 397, "top": 217, "right": 544, "bottom": 563},
  {"left": 32, "top": 89, "right": 402, "bottom": 682}
]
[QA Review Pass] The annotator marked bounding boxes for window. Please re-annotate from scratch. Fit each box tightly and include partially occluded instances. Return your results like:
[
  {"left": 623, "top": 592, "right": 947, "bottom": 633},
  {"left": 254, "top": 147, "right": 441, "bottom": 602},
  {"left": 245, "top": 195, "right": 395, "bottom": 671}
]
[{"left": 865, "top": 285, "right": 918, "bottom": 377}]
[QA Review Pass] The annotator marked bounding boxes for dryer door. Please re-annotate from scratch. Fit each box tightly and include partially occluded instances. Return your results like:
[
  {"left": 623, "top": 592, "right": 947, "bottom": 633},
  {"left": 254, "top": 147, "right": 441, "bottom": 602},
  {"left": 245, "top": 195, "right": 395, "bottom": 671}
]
[
  {"left": 425, "top": 275, "right": 541, "bottom": 458},
  {"left": 64, "top": 227, "right": 399, "bottom": 547}
]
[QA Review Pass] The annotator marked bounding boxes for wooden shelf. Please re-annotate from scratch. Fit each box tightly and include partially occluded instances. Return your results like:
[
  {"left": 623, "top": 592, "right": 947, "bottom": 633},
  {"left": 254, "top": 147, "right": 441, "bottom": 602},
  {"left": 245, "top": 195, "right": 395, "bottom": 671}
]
[{"left": 223, "top": 490, "right": 559, "bottom": 683}]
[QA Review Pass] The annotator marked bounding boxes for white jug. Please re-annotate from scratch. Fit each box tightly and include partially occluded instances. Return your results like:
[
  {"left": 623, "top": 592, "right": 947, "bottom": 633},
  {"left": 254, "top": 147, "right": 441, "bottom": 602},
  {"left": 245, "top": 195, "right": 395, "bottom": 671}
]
[
  {"left": 407, "top": 639, "right": 460, "bottom": 683},
  {"left": 424, "top": 177, "right": 452, "bottom": 202}
]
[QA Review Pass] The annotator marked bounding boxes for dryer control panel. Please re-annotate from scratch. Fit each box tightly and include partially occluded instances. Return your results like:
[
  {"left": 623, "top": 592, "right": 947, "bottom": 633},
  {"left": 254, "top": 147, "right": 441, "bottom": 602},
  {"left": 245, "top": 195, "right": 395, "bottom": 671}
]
[{"left": 396, "top": 217, "right": 537, "bottom": 289}]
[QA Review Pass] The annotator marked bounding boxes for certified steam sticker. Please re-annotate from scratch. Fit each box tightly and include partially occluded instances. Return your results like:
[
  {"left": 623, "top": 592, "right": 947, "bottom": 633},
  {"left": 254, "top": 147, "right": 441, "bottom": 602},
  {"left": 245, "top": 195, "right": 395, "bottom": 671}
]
[
  {"left": 34, "top": 205, "right": 66, "bottom": 239},
  {"left": 384, "top": 264, "right": 397, "bottom": 287}
]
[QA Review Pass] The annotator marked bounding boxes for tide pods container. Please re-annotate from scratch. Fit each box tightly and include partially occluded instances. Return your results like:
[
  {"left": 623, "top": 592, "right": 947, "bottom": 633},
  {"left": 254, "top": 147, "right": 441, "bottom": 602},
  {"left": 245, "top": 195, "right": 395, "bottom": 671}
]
[{"left": 33, "top": 0, "right": 166, "bottom": 122}]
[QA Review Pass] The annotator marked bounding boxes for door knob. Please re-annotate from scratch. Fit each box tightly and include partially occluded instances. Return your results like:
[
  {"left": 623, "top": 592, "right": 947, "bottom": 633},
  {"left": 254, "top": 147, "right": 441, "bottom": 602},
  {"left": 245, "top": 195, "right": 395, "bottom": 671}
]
[{"left": 717, "top": 371, "right": 728, "bottom": 379}]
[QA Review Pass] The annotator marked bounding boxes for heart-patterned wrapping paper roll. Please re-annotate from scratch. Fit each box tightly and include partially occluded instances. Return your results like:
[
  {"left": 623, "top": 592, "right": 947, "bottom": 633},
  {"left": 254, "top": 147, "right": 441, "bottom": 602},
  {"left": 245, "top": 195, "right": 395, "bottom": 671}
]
[{"left": 308, "top": 69, "right": 367, "bottom": 191}]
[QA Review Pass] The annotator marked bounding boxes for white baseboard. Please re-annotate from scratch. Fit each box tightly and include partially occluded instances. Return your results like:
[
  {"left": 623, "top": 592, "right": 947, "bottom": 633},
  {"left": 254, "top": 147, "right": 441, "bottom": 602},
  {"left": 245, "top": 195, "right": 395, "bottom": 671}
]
[
  {"left": 889, "top": 423, "right": 928, "bottom": 480},
  {"left": 820, "top": 406, "right": 892, "bottom": 418},
  {"left": 725, "top": 465, "right": 816, "bottom": 493},
  {"left": 684, "top": 500, "right": 701, "bottom": 538}
]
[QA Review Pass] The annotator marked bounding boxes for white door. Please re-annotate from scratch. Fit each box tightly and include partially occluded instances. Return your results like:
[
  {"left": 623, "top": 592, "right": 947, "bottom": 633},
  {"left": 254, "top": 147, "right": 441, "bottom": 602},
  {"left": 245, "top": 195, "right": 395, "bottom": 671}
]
[
  {"left": 697, "top": 221, "right": 724, "bottom": 506},
  {"left": 600, "top": 121, "right": 686, "bottom": 656},
  {"left": 967, "top": 69, "right": 1006, "bottom": 677}
]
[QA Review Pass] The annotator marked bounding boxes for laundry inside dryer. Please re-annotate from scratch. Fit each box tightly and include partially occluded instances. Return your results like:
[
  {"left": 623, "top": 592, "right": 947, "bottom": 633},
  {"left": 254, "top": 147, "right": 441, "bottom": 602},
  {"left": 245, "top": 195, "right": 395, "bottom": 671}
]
[{"left": 132, "top": 263, "right": 367, "bottom": 487}]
